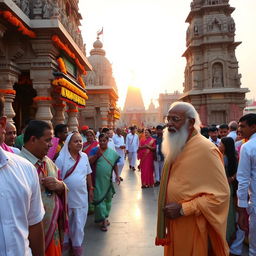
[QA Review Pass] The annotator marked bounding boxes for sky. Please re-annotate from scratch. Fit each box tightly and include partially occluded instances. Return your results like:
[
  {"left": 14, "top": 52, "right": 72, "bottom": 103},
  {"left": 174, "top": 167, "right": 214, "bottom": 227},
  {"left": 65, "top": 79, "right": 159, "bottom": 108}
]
[{"left": 79, "top": 0, "right": 256, "bottom": 109}]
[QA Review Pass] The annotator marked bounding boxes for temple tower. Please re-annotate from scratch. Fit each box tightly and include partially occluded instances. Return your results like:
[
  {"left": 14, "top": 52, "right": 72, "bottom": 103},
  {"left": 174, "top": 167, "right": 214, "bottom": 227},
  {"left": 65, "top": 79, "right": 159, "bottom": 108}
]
[{"left": 180, "top": 0, "right": 249, "bottom": 125}]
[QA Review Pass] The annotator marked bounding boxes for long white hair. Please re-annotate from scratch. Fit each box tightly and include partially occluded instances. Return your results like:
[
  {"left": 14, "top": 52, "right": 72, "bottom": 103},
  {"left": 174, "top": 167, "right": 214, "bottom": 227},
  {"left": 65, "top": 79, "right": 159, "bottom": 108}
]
[{"left": 168, "top": 102, "right": 201, "bottom": 132}]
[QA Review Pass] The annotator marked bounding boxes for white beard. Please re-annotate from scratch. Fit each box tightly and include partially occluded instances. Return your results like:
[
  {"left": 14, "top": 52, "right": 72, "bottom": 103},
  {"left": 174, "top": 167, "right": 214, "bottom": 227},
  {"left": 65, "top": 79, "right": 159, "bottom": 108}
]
[{"left": 162, "top": 121, "right": 189, "bottom": 164}]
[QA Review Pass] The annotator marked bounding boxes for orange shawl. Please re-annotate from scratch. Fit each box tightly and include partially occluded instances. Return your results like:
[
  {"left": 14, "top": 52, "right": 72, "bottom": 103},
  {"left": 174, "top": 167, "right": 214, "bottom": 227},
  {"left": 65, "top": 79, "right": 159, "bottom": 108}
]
[{"left": 156, "top": 133, "right": 230, "bottom": 256}]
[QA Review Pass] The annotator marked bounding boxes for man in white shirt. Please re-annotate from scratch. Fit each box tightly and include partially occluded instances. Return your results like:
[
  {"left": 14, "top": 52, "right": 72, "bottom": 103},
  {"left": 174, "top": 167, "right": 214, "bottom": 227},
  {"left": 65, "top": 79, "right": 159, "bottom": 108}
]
[
  {"left": 208, "top": 126, "right": 221, "bottom": 146},
  {"left": 227, "top": 120, "right": 238, "bottom": 141},
  {"left": 0, "top": 97, "right": 45, "bottom": 256},
  {"left": 113, "top": 128, "right": 126, "bottom": 180},
  {"left": 125, "top": 126, "right": 139, "bottom": 171},
  {"left": 236, "top": 113, "right": 256, "bottom": 255}
]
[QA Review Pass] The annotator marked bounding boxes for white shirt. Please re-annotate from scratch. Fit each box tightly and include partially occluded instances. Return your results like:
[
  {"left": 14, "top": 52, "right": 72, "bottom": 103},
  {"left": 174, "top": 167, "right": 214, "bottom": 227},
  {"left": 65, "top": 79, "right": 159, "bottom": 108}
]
[
  {"left": 209, "top": 137, "right": 221, "bottom": 146},
  {"left": 125, "top": 133, "right": 139, "bottom": 152},
  {"left": 10, "top": 146, "right": 20, "bottom": 154},
  {"left": 55, "top": 152, "right": 92, "bottom": 208},
  {"left": 108, "top": 138, "right": 116, "bottom": 151},
  {"left": 0, "top": 148, "right": 44, "bottom": 256},
  {"left": 227, "top": 130, "right": 237, "bottom": 141},
  {"left": 113, "top": 134, "right": 125, "bottom": 158},
  {"left": 237, "top": 133, "right": 256, "bottom": 208}
]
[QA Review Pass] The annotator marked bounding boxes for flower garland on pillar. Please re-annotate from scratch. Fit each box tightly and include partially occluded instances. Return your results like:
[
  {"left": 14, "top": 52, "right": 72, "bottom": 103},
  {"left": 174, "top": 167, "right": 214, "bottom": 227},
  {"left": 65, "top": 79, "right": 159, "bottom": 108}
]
[
  {"left": 0, "top": 89, "right": 16, "bottom": 95},
  {"left": 33, "top": 96, "right": 52, "bottom": 102},
  {"left": 0, "top": 11, "right": 36, "bottom": 38},
  {"left": 57, "top": 58, "right": 67, "bottom": 74},
  {"left": 78, "top": 76, "right": 86, "bottom": 88},
  {"left": 52, "top": 35, "right": 87, "bottom": 75}
]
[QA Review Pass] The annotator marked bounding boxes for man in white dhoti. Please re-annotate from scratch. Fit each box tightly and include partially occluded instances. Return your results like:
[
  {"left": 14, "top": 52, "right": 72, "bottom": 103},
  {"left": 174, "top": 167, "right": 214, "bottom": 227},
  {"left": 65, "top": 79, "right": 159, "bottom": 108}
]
[
  {"left": 126, "top": 126, "right": 139, "bottom": 171},
  {"left": 113, "top": 128, "right": 126, "bottom": 180}
]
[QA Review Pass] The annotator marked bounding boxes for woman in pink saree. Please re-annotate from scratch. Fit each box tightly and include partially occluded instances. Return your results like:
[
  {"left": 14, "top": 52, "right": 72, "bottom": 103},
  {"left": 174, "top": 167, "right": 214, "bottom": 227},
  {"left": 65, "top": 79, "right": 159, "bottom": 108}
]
[{"left": 137, "top": 129, "right": 156, "bottom": 188}]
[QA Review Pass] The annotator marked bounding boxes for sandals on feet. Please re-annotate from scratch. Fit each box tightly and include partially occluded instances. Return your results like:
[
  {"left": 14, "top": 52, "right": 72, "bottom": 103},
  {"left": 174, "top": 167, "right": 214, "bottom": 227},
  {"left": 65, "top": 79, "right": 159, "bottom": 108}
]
[{"left": 100, "top": 224, "right": 108, "bottom": 232}]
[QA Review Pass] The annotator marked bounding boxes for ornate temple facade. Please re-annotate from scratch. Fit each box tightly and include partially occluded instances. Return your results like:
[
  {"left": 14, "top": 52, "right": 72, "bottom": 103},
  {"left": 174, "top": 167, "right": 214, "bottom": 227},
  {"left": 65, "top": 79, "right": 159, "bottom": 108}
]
[
  {"left": 158, "top": 91, "right": 181, "bottom": 123},
  {"left": 82, "top": 36, "right": 120, "bottom": 130},
  {"left": 180, "top": 0, "right": 249, "bottom": 125},
  {"left": 119, "top": 86, "right": 160, "bottom": 128},
  {"left": 0, "top": 0, "right": 91, "bottom": 132}
]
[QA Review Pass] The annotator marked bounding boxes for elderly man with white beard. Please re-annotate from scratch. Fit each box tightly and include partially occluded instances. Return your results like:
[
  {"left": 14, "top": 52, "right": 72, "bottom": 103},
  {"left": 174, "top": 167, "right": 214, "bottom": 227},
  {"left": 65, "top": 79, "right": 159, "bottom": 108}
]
[{"left": 155, "top": 102, "right": 230, "bottom": 256}]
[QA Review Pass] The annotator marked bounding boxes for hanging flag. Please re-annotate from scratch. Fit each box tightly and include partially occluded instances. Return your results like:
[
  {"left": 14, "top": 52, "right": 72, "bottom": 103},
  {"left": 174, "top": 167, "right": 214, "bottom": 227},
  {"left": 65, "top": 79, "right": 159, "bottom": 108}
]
[{"left": 97, "top": 27, "right": 103, "bottom": 36}]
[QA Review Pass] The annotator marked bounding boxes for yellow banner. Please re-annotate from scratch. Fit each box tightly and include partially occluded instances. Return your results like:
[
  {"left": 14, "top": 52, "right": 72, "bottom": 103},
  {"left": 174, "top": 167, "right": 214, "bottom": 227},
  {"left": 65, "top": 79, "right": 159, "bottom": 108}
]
[{"left": 61, "top": 87, "right": 86, "bottom": 106}]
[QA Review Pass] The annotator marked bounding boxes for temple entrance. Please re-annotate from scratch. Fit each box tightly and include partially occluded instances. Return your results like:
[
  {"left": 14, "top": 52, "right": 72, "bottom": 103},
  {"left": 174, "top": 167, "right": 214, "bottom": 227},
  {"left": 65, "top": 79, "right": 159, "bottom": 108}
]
[{"left": 13, "top": 74, "right": 37, "bottom": 134}]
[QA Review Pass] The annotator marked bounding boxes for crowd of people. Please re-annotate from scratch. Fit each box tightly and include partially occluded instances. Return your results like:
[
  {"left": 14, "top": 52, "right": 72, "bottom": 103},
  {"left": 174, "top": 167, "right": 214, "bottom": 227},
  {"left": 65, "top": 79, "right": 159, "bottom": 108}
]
[{"left": 1, "top": 95, "right": 256, "bottom": 256}]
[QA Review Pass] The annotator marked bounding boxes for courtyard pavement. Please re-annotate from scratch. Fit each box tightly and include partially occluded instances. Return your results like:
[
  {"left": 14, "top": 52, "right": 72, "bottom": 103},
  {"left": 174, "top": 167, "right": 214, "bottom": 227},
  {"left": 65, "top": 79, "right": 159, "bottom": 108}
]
[{"left": 83, "top": 160, "right": 249, "bottom": 256}]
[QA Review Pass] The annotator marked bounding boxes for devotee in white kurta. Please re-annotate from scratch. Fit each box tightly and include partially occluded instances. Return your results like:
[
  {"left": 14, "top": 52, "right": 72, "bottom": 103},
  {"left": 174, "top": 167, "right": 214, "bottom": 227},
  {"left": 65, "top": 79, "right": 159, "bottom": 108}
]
[
  {"left": 125, "top": 126, "right": 139, "bottom": 170},
  {"left": 113, "top": 128, "right": 126, "bottom": 179},
  {"left": 55, "top": 132, "right": 93, "bottom": 256}
]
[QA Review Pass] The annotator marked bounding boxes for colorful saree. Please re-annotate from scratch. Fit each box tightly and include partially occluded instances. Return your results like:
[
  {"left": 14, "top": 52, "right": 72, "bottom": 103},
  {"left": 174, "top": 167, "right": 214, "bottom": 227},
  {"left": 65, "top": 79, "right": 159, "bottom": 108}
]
[
  {"left": 83, "top": 140, "right": 98, "bottom": 155},
  {"left": 40, "top": 159, "right": 68, "bottom": 255},
  {"left": 90, "top": 147, "right": 120, "bottom": 223},
  {"left": 137, "top": 137, "right": 156, "bottom": 187}
]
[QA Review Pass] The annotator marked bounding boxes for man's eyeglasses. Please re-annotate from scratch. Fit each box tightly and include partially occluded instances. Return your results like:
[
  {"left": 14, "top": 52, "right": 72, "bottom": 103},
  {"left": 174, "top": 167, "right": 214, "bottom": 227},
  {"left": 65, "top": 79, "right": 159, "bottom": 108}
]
[{"left": 164, "top": 116, "right": 183, "bottom": 124}]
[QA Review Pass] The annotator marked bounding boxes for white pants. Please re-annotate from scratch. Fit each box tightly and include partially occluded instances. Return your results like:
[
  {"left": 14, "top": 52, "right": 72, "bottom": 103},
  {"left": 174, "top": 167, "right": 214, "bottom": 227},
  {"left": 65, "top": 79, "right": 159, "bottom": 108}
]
[
  {"left": 154, "top": 160, "right": 164, "bottom": 182},
  {"left": 112, "top": 156, "right": 125, "bottom": 182},
  {"left": 248, "top": 206, "right": 256, "bottom": 256},
  {"left": 230, "top": 206, "right": 256, "bottom": 256},
  {"left": 230, "top": 225, "right": 245, "bottom": 255},
  {"left": 128, "top": 152, "right": 137, "bottom": 168},
  {"left": 64, "top": 207, "right": 88, "bottom": 247}
]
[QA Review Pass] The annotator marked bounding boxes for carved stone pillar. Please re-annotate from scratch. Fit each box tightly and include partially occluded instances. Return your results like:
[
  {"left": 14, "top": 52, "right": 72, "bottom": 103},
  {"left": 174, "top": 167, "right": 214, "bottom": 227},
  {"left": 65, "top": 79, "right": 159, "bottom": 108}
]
[
  {"left": 52, "top": 100, "right": 66, "bottom": 126},
  {"left": 32, "top": 80, "right": 53, "bottom": 123},
  {"left": 100, "top": 106, "right": 109, "bottom": 127},
  {"left": 30, "top": 39, "right": 59, "bottom": 124},
  {"left": 67, "top": 104, "right": 79, "bottom": 132},
  {"left": 0, "top": 66, "right": 19, "bottom": 122}
]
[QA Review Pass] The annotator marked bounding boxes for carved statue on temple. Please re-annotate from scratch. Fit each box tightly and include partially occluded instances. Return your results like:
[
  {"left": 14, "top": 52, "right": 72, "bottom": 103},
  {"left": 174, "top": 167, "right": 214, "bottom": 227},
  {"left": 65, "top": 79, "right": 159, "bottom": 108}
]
[
  {"left": 13, "top": 0, "right": 21, "bottom": 7},
  {"left": 21, "top": 0, "right": 30, "bottom": 16},
  {"left": 212, "top": 63, "right": 224, "bottom": 87},
  {"left": 43, "top": 0, "right": 51, "bottom": 19},
  {"left": 34, "top": 0, "right": 43, "bottom": 8},
  {"left": 52, "top": 0, "right": 60, "bottom": 18}
]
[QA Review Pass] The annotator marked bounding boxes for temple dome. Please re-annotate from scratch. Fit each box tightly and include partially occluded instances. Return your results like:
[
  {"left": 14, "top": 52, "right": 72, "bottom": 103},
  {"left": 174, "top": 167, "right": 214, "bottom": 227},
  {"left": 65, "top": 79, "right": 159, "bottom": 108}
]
[{"left": 85, "top": 36, "right": 116, "bottom": 88}]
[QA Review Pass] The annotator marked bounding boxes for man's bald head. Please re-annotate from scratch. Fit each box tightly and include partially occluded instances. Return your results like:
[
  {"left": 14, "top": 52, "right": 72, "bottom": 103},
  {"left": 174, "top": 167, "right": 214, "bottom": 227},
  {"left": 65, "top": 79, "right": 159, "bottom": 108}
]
[{"left": 5, "top": 122, "right": 17, "bottom": 146}]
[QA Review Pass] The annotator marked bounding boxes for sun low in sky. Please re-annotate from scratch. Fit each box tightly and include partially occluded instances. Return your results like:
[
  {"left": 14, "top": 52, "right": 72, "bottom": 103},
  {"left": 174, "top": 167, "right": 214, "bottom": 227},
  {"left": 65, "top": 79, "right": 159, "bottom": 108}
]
[{"left": 79, "top": 0, "right": 256, "bottom": 109}]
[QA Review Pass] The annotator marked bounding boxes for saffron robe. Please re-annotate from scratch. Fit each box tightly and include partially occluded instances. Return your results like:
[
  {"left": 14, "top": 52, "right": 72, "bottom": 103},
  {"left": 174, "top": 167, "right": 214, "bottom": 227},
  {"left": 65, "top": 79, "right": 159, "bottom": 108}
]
[{"left": 164, "top": 133, "right": 230, "bottom": 256}]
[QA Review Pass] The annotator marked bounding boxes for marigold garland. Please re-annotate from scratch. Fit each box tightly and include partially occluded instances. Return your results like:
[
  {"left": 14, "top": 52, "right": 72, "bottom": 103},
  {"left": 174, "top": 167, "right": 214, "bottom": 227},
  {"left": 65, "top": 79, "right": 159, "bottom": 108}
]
[
  {"left": 33, "top": 96, "right": 52, "bottom": 102},
  {"left": 0, "top": 89, "right": 16, "bottom": 95},
  {"left": 52, "top": 35, "right": 87, "bottom": 75},
  {"left": 52, "top": 78, "right": 88, "bottom": 100},
  {"left": 0, "top": 11, "right": 36, "bottom": 38},
  {"left": 57, "top": 58, "right": 67, "bottom": 74},
  {"left": 78, "top": 76, "right": 86, "bottom": 88}
]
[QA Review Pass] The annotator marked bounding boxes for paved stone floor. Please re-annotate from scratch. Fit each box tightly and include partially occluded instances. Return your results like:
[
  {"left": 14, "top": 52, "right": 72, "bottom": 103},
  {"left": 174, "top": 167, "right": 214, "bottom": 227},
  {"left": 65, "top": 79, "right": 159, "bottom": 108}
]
[{"left": 83, "top": 159, "right": 249, "bottom": 256}]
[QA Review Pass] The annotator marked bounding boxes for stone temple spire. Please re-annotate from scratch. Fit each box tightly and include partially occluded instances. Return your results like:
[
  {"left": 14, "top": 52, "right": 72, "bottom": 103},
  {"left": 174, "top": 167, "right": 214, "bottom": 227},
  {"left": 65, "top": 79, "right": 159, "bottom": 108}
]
[{"left": 180, "top": 0, "right": 248, "bottom": 125}]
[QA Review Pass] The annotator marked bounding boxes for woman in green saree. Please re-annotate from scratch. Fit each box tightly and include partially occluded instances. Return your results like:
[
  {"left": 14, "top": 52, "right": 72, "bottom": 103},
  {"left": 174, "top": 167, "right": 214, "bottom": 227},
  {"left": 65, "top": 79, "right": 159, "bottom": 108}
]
[{"left": 89, "top": 133, "right": 121, "bottom": 231}]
